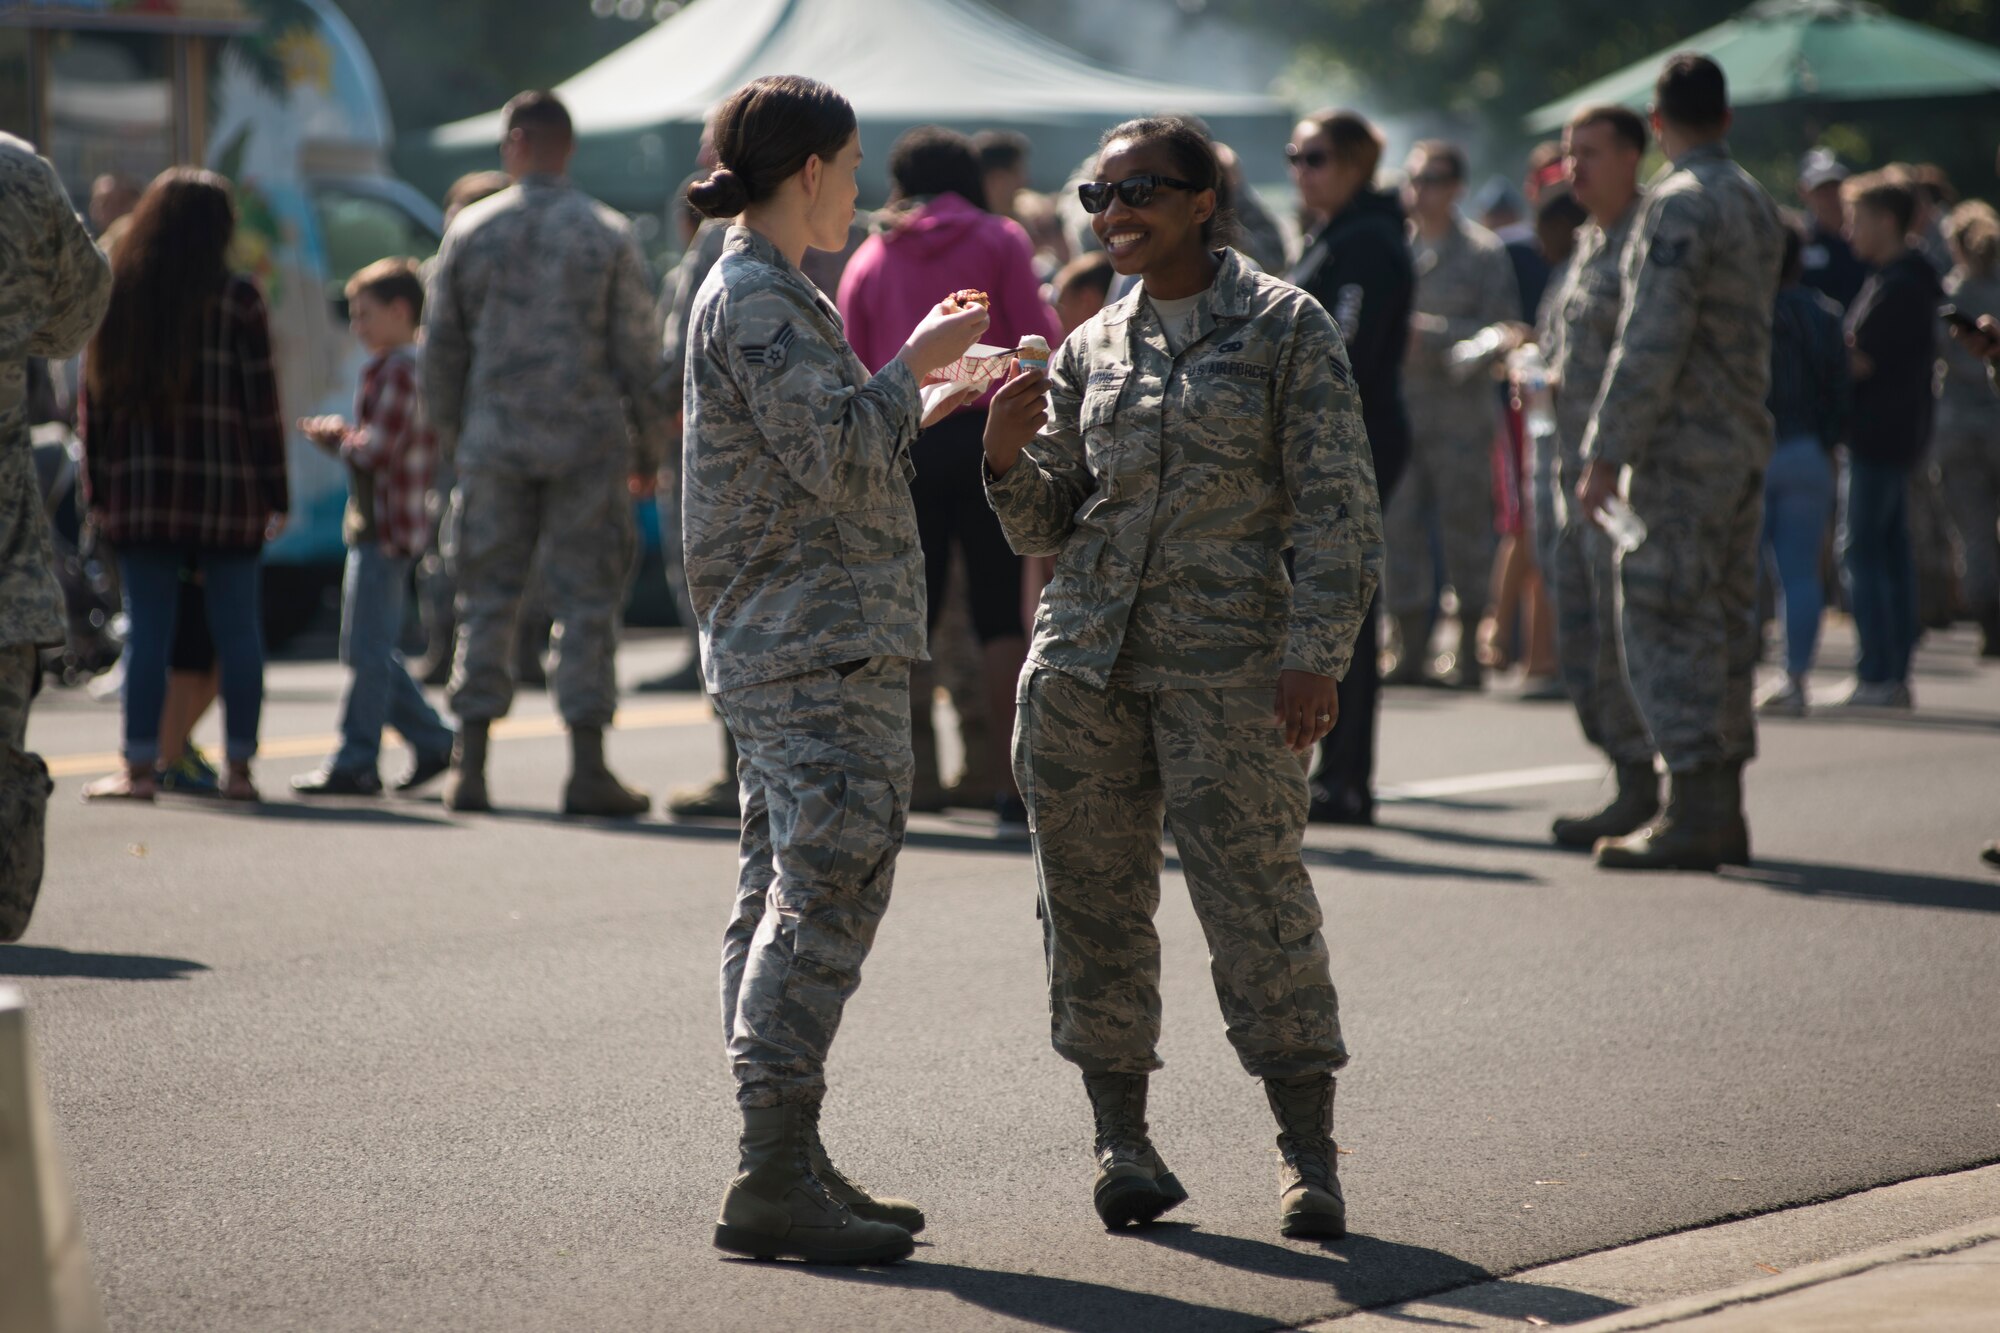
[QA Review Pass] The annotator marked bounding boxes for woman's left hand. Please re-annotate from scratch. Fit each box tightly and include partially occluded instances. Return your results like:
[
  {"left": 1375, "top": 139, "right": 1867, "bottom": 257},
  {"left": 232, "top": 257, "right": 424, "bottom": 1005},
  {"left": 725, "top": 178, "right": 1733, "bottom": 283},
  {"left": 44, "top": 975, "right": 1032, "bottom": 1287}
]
[{"left": 1274, "top": 669, "right": 1339, "bottom": 755}]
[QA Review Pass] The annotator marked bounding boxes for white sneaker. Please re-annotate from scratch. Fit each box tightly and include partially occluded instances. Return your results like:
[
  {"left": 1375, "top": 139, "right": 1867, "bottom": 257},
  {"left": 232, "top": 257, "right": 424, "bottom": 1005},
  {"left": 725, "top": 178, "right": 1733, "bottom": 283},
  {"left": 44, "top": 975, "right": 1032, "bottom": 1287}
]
[{"left": 1756, "top": 676, "right": 1807, "bottom": 716}]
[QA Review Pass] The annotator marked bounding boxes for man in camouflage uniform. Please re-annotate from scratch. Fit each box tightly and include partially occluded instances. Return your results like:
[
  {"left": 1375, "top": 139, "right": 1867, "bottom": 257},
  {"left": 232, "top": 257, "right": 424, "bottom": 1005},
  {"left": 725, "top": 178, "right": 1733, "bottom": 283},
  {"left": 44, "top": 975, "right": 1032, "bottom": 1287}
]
[
  {"left": 985, "top": 242, "right": 1381, "bottom": 1238},
  {"left": 1577, "top": 55, "right": 1784, "bottom": 871},
  {"left": 424, "top": 92, "right": 670, "bottom": 816},
  {"left": 1389, "top": 139, "right": 1518, "bottom": 688},
  {"left": 0, "top": 134, "right": 111, "bottom": 940},
  {"left": 1538, "top": 106, "right": 1660, "bottom": 851}
]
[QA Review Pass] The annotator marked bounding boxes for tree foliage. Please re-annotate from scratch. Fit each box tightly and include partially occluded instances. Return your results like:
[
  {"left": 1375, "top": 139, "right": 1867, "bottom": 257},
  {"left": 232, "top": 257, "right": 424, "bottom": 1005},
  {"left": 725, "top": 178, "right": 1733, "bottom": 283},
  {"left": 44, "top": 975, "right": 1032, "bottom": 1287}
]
[{"left": 1219, "top": 0, "right": 2000, "bottom": 125}]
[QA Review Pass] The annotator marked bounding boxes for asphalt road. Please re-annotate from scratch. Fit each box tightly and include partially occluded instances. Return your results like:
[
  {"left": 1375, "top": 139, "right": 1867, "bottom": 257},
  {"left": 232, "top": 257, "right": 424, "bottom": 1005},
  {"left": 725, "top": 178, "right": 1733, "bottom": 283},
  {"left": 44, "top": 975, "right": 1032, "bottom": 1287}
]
[{"left": 11, "top": 625, "right": 2000, "bottom": 1332}]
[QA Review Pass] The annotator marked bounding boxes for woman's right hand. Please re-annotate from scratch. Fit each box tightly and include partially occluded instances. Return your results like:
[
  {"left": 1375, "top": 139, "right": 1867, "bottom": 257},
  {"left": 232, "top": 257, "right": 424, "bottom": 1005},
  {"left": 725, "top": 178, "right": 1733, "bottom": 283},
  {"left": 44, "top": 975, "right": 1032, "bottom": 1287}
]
[
  {"left": 982, "top": 364, "right": 1048, "bottom": 478},
  {"left": 895, "top": 300, "right": 991, "bottom": 381}
]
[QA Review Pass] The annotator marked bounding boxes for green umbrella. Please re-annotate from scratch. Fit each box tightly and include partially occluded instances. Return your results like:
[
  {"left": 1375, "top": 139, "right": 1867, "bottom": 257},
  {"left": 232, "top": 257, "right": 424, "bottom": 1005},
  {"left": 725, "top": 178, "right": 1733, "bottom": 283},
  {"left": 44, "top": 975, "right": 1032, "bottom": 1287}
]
[{"left": 1526, "top": 0, "right": 2000, "bottom": 131}]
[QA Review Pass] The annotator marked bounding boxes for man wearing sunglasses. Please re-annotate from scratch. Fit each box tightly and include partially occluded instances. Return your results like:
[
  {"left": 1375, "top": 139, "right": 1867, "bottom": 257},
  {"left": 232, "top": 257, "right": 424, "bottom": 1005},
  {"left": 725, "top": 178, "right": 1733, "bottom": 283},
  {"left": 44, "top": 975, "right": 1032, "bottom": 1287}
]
[{"left": 1391, "top": 140, "right": 1519, "bottom": 691}]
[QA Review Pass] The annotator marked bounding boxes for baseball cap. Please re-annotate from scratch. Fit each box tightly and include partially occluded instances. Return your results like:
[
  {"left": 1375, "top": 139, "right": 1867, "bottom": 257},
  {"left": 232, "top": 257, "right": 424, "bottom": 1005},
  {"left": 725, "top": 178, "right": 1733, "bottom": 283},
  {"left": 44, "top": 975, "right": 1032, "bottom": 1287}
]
[{"left": 1798, "top": 147, "right": 1849, "bottom": 192}]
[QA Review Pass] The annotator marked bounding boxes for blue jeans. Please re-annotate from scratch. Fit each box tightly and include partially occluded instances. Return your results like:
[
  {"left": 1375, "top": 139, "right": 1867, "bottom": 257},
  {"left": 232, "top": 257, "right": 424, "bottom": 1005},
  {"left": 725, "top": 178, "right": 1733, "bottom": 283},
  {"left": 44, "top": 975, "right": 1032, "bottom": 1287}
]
[
  {"left": 119, "top": 546, "right": 263, "bottom": 766},
  {"left": 1839, "top": 456, "right": 1920, "bottom": 685},
  {"left": 331, "top": 544, "right": 454, "bottom": 778},
  {"left": 1760, "top": 435, "right": 1835, "bottom": 677}
]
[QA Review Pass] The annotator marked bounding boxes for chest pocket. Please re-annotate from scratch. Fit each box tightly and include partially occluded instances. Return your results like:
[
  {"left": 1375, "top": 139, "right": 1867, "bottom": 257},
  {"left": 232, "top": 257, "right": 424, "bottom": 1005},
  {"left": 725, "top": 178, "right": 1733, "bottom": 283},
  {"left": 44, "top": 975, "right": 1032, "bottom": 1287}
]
[{"left": 1080, "top": 371, "right": 1128, "bottom": 472}]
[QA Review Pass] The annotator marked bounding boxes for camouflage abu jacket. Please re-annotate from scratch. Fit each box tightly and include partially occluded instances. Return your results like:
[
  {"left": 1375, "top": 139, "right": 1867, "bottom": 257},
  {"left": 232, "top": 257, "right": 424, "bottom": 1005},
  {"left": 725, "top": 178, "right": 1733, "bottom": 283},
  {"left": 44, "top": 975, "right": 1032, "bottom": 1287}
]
[
  {"left": 423, "top": 173, "right": 670, "bottom": 478},
  {"left": 1544, "top": 196, "right": 1641, "bottom": 477},
  {"left": 986, "top": 248, "right": 1383, "bottom": 689},
  {"left": 682, "top": 226, "right": 927, "bottom": 693},
  {"left": 0, "top": 134, "right": 110, "bottom": 649},
  {"left": 1582, "top": 142, "right": 1784, "bottom": 475}
]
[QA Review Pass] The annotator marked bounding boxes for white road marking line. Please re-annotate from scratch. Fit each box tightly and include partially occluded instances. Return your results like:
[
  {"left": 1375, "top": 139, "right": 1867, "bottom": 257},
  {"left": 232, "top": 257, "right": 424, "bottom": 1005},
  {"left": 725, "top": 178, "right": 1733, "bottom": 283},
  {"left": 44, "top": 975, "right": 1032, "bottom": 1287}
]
[{"left": 1377, "top": 762, "right": 1607, "bottom": 802}]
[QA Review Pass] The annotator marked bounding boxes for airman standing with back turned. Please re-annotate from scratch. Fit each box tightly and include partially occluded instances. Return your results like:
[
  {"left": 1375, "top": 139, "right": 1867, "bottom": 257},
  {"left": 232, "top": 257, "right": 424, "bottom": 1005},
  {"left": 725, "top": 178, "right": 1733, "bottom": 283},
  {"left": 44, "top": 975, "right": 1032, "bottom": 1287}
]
[
  {"left": 424, "top": 91, "right": 670, "bottom": 817},
  {"left": 1576, "top": 54, "right": 1784, "bottom": 872}
]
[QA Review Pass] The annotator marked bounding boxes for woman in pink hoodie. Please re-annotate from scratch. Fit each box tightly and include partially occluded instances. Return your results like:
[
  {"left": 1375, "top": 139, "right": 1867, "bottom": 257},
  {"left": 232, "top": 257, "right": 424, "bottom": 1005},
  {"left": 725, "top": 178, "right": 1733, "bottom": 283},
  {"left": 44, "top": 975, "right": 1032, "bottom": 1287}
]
[{"left": 838, "top": 127, "right": 1061, "bottom": 829}]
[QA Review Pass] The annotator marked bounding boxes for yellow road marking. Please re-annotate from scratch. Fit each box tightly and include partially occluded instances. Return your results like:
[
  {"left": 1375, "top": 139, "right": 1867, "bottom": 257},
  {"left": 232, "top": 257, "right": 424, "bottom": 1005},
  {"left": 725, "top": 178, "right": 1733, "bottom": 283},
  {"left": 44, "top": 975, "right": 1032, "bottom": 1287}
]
[{"left": 40, "top": 698, "right": 714, "bottom": 779}]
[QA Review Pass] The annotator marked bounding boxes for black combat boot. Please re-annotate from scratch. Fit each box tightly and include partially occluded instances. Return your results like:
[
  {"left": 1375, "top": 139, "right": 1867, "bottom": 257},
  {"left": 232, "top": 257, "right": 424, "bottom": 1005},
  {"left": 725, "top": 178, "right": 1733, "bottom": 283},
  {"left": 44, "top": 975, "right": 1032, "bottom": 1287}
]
[
  {"left": 1595, "top": 765, "right": 1734, "bottom": 871},
  {"left": 562, "top": 726, "right": 650, "bottom": 818},
  {"left": 442, "top": 720, "right": 490, "bottom": 813},
  {"left": 1264, "top": 1073, "right": 1346, "bottom": 1239},
  {"left": 1719, "top": 760, "right": 1751, "bottom": 867},
  {"left": 1551, "top": 761, "right": 1660, "bottom": 849},
  {"left": 712, "top": 1103, "right": 915, "bottom": 1264},
  {"left": 1082, "top": 1072, "right": 1188, "bottom": 1230},
  {"left": 801, "top": 1097, "right": 925, "bottom": 1234}
]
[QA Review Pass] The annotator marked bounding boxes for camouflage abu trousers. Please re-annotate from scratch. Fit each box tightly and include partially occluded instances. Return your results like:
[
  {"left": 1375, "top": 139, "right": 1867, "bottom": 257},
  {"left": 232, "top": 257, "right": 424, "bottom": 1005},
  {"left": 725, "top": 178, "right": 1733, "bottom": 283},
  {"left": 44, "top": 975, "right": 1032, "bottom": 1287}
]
[
  {"left": 717, "top": 656, "right": 914, "bottom": 1108},
  {"left": 1015, "top": 666, "right": 1347, "bottom": 1079},
  {"left": 1618, "top": 462, "right": 1763, "bottom": 773},
  {"left": 1547, "top": 477, "right": 1654, "bottom": 768},
  {"left": 0, "top": 643, "right": 49, "bottom": 942},
  {"left": 1384, "top": 421, "right": 1498, "bottom": 622},
  {"left": 445, "top": 458, "right": 636, "bottom": 728}
]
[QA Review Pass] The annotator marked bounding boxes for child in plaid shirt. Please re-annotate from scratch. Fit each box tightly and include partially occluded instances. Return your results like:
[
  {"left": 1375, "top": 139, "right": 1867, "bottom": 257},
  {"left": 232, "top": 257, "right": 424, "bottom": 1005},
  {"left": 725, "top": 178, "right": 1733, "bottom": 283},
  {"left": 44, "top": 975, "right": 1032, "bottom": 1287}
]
[{"left": 292, "top": 259, "right": 456, "bottom": 795}]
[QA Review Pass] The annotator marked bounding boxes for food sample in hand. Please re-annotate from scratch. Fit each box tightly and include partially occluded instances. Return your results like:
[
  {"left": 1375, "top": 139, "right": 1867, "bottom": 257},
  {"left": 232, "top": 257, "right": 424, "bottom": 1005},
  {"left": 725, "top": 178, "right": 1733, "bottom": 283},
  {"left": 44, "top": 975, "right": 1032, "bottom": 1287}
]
[
  {"left": 1016, "top": 335, "right": 1050, "bottom": 376},
  {"left": 943, "top": 288, "right": 991, "bottom": 313}
]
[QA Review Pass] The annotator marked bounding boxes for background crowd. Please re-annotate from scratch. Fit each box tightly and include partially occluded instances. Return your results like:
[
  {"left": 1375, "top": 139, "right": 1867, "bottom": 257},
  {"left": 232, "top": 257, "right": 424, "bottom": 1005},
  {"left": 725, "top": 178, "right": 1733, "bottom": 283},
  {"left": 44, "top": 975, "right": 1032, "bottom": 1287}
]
[{"left": 7, "top": 44, "right": 1999, "bottom": 857}]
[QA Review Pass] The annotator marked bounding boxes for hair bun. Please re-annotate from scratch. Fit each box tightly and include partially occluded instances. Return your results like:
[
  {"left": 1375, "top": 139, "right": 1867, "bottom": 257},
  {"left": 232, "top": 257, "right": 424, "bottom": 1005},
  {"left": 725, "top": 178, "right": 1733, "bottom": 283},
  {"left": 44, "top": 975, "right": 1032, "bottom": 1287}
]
[{"left": 688, "top": 167, "right": 751, "bottom": 219}]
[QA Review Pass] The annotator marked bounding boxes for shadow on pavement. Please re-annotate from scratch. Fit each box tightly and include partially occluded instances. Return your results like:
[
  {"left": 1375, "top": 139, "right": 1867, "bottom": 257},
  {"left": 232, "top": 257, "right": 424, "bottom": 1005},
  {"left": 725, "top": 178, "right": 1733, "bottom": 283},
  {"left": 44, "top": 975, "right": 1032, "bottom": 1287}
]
[
  {"left": 199, "top": 800, "right": 453, "bottom": 828},
  {"left": 1295, "top": 845, "right": 1540, "bottom": 884},
  {"left": 1136, "top": 1224, "right": 1629, "bottom": 1325},
  {"left": 757, "top": 1226, "right": 1624, "bottom": 1331},
  {"left": 748, "top": 1253, "right": 1286, "bottom": 1332},
  {"left": 0, "top": 944, "right": 209, "bottom": 981},
  {"left": 1767, "top": 707, "right": 2000, "bottom": 735},
  {"left": 1363, "top": 821, "right": 1569, "bottom": 856},
  {"left": 1728, "top": 859, "right": 2000, "bottom": 913}
]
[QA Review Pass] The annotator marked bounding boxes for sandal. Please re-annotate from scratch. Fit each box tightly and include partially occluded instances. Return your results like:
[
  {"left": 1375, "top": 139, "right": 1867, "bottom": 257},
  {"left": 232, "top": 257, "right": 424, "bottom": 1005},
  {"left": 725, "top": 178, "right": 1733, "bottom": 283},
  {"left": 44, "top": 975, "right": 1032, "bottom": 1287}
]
[{"left": 82, "top": 766, "right": 157, "bottom": 802}]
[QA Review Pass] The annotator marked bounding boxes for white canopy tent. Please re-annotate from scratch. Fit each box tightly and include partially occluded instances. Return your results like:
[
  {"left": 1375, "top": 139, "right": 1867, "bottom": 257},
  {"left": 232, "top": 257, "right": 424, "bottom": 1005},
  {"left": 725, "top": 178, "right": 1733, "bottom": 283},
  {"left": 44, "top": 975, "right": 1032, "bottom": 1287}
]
[{"left": 408, "top": 0, "right": 1294, "bottom": 214}]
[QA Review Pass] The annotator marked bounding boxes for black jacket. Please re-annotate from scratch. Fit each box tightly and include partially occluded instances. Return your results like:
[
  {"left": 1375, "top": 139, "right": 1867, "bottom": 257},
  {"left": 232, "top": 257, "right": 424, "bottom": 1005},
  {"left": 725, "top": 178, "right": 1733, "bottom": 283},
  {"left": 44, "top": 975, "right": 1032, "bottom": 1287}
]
[
  {"left": 1844, "top": 250, "right": 1942, "bottom": 468},
  {"left": 1290, "top": 188, "right": 1413, "bottom": 493}
]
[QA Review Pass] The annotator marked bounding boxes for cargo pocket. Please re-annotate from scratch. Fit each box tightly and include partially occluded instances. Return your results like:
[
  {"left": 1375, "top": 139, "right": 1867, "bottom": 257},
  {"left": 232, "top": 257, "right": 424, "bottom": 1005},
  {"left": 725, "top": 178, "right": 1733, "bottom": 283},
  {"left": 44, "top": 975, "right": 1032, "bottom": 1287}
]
[
  {"left": 834, "top": 508, "right": 923, "bottom": 625},
  {"left": 1616, "top": 519, "right": 1710, "bottom": 622}
]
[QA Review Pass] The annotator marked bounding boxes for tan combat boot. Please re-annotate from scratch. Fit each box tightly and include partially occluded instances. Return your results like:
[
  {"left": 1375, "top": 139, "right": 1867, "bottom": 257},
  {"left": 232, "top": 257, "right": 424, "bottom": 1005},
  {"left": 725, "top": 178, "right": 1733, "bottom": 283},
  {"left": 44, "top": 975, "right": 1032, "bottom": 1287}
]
[
  {"left": 1082, "top": 1072, "right": 1188, "bottom": 1230},
  {"left": 712, "top": 1103, "right": 915, "bottom": 1264},
  {"left": 1552, "top": 761, "right": 1660, "bottom": 849},
  {"left": 1595, "top": 765, "right": 1734, "bottom": 871},
  {"left": 441, "top": 720, "right": 491, "bottom": 813},
  {"left": 801, "top": 1097, "right": 925, "bottom": 1234},
  {"left": 1265, "top": 1073, "right": 1346, "bottom": 1239},
  {"left": 562, "top": 726, "right": 649, "bottom": 818}
]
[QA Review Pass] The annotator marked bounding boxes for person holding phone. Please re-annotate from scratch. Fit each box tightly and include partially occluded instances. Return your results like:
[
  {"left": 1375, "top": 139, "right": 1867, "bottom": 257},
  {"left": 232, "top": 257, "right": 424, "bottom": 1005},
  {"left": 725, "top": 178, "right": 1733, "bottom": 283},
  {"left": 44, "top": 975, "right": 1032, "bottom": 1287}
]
[
  {"left": 680, "top": 76, "right": 987, "bottom": 1266},
  {"left": 984, "top": 117, "right": 1382, "bottom": 1240},
  {"left": 1936, "top": 202, "right": 2000, "bottom": 659}
]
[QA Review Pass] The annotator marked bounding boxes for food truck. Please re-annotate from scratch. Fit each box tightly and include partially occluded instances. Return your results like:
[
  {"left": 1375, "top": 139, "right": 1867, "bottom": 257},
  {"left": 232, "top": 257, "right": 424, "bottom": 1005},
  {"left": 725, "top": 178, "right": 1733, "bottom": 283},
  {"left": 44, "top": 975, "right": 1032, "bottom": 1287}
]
[{"left": 1, "top": 0, "right": 443, "bottom": 639}]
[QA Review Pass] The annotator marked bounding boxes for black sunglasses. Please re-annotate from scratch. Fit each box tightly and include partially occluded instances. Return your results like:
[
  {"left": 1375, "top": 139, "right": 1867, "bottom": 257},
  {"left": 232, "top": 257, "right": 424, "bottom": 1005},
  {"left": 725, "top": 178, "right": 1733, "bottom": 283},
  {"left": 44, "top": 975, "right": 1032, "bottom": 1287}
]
[
  {"left": 1077, "top": 174, "right": 1201, "bottom": 214},
  {"left": 1286, "top": 145, "right": 1330, "bottom": 170}
]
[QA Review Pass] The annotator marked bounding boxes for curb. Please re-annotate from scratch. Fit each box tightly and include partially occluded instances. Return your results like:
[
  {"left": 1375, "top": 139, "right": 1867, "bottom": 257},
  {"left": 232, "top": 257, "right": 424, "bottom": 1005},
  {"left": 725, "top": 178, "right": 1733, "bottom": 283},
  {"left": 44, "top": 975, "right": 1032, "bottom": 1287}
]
[{"left": 1562, "top": 1215, "right": 2000, "bottom": 1331}]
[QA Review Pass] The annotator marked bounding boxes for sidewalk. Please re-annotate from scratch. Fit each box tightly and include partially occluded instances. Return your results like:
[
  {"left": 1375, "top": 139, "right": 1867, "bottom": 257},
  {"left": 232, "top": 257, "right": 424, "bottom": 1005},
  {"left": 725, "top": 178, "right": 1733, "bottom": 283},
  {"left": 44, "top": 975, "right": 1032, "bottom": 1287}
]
[
  {"left": 1569, "top": 1219, "right": 2000, "bottom": 1332},
  {"left": 1311, "top": 1164, "right": 2000, "bottom": 1331}
]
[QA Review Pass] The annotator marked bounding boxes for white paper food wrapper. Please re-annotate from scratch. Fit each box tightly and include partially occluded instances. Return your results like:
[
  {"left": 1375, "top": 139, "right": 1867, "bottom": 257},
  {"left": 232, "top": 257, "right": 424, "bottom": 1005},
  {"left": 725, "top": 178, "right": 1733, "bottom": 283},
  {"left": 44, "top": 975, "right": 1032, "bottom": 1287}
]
[
  {"left": 922, "top": 343, "right": 1017, "bottom": 390},
  {"left": 918, "top": 343, "right": 1019, "bottom": 423}
]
